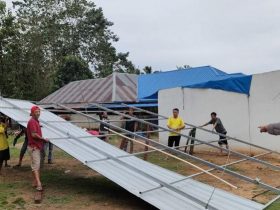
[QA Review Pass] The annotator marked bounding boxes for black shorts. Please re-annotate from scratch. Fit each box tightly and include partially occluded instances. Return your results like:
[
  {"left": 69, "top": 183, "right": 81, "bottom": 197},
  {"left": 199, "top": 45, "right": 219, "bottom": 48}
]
[
  {"left": 99, "top": 131, "right": 108, "bottom": 141},
  {"left": 218, "top": 132, "right": 228, "bottom": 145},
  {"left": 168, "top": 136, "right": 181, "bottom": 147},
  {"left": 0, "top": 148, "right": 10, "bottom": 161}
]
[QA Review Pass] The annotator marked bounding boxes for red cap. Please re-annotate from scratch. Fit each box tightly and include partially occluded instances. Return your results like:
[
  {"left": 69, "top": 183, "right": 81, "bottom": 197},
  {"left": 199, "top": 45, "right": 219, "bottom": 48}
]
[{"left": 30, "top": 106, "right": 40, "bottom": 116}]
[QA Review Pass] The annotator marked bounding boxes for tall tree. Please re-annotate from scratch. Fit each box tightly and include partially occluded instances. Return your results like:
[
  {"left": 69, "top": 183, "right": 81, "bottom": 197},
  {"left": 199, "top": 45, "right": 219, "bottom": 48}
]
[
  {"left": 13, "top": 0, "right": 138, "bottom": 80},
  {"left": 142, "top": 66, "right": 153, "bottom": 74},
  {"left": 54, "top": 55, "right": 93, "bottom": 90},
  {"left": 0, "top": 1, "right": 24, "bottom": 98}
]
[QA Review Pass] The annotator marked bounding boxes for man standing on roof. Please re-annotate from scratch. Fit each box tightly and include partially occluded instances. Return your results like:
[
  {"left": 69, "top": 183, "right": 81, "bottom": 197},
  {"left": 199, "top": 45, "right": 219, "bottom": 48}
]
[
  {"left": 27, "top": 106, "right": 49, "bottom": 191},
  {"left": 259, "top": 123, "right": 280, "bottom": 135},
  {"left": 167, "top": 108, "right": 185, "bottom": 148},
  {"left": 120, "top": 107, "right": 137, "bottom": 153},
  {"left": 201, "top": 112, "right": 229, "bottom": 154}
]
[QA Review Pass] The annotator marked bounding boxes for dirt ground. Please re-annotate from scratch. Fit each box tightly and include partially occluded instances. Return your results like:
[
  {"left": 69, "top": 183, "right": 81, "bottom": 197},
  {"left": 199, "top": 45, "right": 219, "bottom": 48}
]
[{"left": 1, "top": 137, "right": 280, "bottom": 209}]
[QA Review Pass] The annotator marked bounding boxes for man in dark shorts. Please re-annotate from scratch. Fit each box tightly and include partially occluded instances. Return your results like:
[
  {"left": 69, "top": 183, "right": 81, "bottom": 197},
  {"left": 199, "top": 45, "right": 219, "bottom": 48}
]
[
  {"left": 119, "top": 107, "right": 137, "bottom": 153},
  {"left": 201, "top": 112, "right": 229, "bottom": 154},
  {"left": 167, "top": 108, "right": 185, "bottom": 148}
]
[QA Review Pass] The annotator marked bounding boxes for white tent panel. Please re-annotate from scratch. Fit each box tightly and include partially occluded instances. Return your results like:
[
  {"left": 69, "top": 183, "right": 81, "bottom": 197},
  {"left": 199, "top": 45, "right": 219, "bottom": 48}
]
[{"left": 249, "top": 71, "right": 280, "bottom": 151}]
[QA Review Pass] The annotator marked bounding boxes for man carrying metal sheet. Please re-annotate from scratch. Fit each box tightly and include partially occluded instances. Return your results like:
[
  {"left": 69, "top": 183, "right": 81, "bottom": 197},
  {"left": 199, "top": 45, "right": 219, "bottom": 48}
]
[
  {"left": 259, "top": 123, "right": 280, "bottom": 135},
  {"left": 120, "top": 107, "right": 137, "bottom": 153},
  {"left": 27, "top": 106, "right": 49, "bottom": 191},
  {"left": 201, "top": 112, "right": 229, "bottom": 154},
  {"left": 167, "top": 108, "right": 185, "bottom": 148}
]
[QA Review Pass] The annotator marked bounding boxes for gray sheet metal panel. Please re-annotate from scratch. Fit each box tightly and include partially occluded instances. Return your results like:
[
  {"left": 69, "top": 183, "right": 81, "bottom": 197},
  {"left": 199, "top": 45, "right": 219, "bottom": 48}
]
[{"left": 0, "top": 98, "right": 264, "bottom": 210}]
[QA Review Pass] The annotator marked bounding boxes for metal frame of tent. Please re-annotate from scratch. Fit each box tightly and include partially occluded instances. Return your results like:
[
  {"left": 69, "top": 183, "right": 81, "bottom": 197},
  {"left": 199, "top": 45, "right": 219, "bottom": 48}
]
[
  {"left": 0, "top": 97, "right": 279, "bottom": 209},
  {"left": 54, "top": 103, "right": 280, "bottom": 195}
]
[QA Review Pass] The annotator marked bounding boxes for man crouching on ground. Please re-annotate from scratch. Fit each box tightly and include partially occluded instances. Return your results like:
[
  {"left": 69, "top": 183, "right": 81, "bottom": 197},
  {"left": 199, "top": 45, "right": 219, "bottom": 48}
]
[{"left": 27, "top": 106, "right": 49, "bottom": 191}]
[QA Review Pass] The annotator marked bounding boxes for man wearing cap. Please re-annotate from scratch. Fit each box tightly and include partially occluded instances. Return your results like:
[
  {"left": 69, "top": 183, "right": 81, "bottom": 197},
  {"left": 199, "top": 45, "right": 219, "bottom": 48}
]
[{"left": 27, "top": 106, "right": 49, "bottom": 191}]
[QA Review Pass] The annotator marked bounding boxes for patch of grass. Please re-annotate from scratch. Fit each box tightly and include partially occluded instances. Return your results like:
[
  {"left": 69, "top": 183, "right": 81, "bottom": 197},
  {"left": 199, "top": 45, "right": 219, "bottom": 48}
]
[
  {"left": 8, "top": 136, "right": 21, "bottom": 157},
  {"left": 145, "top": 153, "right": 187, "bottom": 173},
  {"left": 41, "top": 168, "right": 139, "bottom": 203},
  {"left": 46, "top": 195, "right": 72, "bottom": 205},
  {"left": 265, "top": 198, "right": 280, "bottom": 210},
  {"left": 53, "top": 150, "right": 72, "bottom": 159},
  {"left": 226, "top": 165, "right": 244, "bottom": 173},
  {"left": 12, "top": 197, "right": 26, "bottom": 208},
  {"left": 0, "top": 183, "right": 26, "bottom": 209}
]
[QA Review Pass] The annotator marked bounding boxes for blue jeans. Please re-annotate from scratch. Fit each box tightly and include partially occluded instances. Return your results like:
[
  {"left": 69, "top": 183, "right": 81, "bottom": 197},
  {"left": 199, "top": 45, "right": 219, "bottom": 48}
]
[{"left": 42, "top": 142, "right": 53, "bottom": 162}]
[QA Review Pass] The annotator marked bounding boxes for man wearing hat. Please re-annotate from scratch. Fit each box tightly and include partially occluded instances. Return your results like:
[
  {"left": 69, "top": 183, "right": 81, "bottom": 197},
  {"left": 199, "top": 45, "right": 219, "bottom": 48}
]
[{"left": 27, "top": 106, "right": 49, "bottom": 191}]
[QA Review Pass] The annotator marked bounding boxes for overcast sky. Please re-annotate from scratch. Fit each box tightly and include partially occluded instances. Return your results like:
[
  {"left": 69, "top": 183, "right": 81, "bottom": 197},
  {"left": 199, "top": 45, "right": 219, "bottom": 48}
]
[{"left": 6, "top": 0, "right": 280, "bottom": 74}]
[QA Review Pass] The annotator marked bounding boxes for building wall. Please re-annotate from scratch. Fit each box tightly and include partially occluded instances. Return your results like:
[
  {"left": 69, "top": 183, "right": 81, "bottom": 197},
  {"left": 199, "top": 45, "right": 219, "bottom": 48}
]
[
  {"left": 159, "top": 88, "right": 250, "bottom": 149},
  {"left": 158, "top": 70, "right": 280, "bottom": 151},
  {"left": 249, "top": 71, "right": 280, "bottom": 150},
  {"left": 70, "top": 114, "right": 123, "bottom": 130}
]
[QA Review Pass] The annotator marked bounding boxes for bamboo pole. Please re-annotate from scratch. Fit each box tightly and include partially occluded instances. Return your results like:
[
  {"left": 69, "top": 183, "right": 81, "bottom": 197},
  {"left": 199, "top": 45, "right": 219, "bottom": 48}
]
[{"left": 107, "top": 127, "right": 238, "bottom": 189}]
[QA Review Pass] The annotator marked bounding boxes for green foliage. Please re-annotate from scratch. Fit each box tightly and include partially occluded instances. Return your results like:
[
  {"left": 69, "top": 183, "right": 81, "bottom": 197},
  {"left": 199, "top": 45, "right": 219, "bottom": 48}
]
[
  {"left": 265, "top": 199, "right": 280, "bottom": 210},
  {"left": 54, "top": 55, "right": 93, "bottom": 90},
  {"left": 0, "top": 0, "right": 139, "bottom": 101},
  {"left": 142, "top": 66, "right": 153, "bottom": 74}
]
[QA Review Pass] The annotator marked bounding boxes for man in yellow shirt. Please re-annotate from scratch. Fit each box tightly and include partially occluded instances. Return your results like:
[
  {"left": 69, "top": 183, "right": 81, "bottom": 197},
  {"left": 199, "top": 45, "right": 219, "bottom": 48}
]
[
  {"left": 167, "top": 108, "right": 185, "bottom": 148},
  {"left": 0, "top": 117, "right": 10, "bottom": 174}
]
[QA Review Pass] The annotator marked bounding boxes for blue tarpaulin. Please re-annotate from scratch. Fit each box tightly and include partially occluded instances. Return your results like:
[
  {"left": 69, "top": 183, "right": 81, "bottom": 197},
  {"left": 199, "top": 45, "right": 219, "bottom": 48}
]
[
  {"left": 138, "top": 66, "right": 252, "bottom": 100},
  {"left": 187, "top": 75, "right": 252, "bottom": 96}
]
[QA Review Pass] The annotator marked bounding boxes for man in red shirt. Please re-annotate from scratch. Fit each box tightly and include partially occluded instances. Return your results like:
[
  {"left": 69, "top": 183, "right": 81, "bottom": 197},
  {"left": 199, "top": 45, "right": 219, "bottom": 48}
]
[{"left": 27, "top": 106, "right": 49, "bottom": 191}]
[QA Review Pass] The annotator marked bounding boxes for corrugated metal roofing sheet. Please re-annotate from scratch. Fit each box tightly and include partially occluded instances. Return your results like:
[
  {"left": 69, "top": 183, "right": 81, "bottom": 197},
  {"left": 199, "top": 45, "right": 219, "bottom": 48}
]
[
  {"left": 0, "top": 98, "right": 264, "bottom": 210},
  {"left": 39, "top": 73, "right": 137, "bottom": 106}
]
